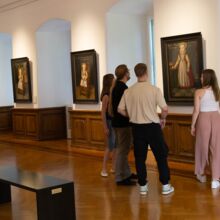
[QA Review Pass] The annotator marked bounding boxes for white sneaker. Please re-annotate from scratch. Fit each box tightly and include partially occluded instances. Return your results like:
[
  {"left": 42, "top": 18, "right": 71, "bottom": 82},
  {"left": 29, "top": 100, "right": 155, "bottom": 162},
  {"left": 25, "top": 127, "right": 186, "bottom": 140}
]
[
  {"left": 162, "top": 184, "right": 174, "bottom": 195},
  {"left": 100, "top": 171, "right": 108, "bottom": 177},
  {"left": 140, "top": 184, "right": 148, "bottom": 195},
  {"left": 196, "top": 174, "right": 207, "bottom": 183},
  {"left": 211, "top": 180, "right": 220, "bottom": 189}
]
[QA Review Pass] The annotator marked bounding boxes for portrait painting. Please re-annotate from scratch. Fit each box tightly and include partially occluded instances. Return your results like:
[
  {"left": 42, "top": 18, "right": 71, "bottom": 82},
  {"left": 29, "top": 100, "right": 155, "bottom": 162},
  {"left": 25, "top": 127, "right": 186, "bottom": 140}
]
[
  {"left": 11, "top": 57, "right": 32, "bottom": 103},
  {"left": 161, "top": 32, "right": 203, "bottom": 105},
  {"left": 71, "top": 49, "right": 99, "bottom": 103}
]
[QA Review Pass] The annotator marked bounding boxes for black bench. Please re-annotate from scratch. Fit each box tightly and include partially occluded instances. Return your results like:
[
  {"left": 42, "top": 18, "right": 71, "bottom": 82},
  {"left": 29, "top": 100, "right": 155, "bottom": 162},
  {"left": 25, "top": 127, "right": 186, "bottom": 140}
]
[{"left": 0, "top": 166, "right": 76, "bottom": 220}]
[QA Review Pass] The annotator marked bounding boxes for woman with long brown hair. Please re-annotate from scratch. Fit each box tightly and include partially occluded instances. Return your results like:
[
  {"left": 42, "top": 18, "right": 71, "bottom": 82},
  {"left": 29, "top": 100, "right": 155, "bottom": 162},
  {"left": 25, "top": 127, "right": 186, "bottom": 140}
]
[
  {"left": 191, "top": 69, "right": 220, "bottom": 188},
  {"left": 100, "top": 73, "right": 116, "bottom": 177}
]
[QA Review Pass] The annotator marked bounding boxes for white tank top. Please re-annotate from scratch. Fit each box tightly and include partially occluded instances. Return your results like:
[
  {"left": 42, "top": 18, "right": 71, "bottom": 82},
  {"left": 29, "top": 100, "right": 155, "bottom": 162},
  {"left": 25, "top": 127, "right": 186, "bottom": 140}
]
[{"left": 200, "top": 89, "right": 219, "bottom": 112}]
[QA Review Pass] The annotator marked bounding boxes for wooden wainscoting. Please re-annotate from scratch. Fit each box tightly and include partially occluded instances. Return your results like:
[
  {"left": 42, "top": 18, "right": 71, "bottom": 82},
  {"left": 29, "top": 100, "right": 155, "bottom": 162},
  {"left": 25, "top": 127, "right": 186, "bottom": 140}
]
[
  {"left": 69, "top": 110, "right": 105, "bottom": 150},
  {"left": 69, "top": 110, "right": 194, "bottom": 163},
  {"left": 12, "top": 107, "right": 66, "bottom": 140},
  {"left": 164, "top": 113, "right": 195, "bottom": 163},
  {"left": 0, "top": 106, "right": 13, "bottom": 131}
]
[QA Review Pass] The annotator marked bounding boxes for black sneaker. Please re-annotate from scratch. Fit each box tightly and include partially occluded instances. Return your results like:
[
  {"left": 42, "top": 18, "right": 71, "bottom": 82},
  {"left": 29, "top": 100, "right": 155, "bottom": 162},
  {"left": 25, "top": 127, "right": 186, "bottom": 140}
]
[
  {"left": 116, "top": 179, "right": 136, "bottom": 186},
  {"left": 129, "top": 173, "right": 138, "bottom": 180}
]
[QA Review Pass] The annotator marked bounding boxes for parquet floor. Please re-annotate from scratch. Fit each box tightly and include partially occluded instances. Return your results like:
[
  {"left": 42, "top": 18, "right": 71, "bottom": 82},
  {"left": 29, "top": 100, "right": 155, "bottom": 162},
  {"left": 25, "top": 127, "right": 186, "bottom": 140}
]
[{"left": 0, "top": 135, "right": 219, "bottom": 220}]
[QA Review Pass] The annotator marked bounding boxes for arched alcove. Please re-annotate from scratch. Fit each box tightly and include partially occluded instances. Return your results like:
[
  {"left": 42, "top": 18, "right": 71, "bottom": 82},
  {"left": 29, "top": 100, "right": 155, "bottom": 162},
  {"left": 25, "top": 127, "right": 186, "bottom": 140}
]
[
  {"left": 0, "top": 33, "right": 13, "bottom": 106},
  {"left": 36, "top": 19, "right": 72, "bottom": 108},
  {"left": 106, "top": 0, "right": 153, "bottom": 86}
]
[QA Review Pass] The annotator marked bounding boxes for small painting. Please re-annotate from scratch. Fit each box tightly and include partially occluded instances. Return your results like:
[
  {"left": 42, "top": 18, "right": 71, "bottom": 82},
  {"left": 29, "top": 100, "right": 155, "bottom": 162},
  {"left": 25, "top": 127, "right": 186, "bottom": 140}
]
[
  {"left": 11, "top": 57, "right": 32, "bottom": 103},
  {"left": 71, "top": 49, "right": 99, "bottom": 103}
]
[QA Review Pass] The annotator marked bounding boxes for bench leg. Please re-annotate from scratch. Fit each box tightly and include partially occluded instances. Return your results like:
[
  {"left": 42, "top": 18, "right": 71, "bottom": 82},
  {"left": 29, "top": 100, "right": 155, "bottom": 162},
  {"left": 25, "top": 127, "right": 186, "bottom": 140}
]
[
  {"left": 36, "top": 183, "right": 75, "bottom": 220},
  {"left": 0, "top": 182, "right": 11, "bottom": 203}
]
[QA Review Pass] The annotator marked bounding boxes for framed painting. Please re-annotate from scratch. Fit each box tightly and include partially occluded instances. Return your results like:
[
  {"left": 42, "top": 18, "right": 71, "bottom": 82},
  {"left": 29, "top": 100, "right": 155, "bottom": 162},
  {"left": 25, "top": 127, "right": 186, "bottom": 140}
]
[
  {"left": 161, "top": 32, "right": 203, "bottom": 105},
  {"left": 11, "top": 57, "right": 32, "bottom": 103},
  {"left": 71, "top": 49, "right": 99, "bottom": 104}
]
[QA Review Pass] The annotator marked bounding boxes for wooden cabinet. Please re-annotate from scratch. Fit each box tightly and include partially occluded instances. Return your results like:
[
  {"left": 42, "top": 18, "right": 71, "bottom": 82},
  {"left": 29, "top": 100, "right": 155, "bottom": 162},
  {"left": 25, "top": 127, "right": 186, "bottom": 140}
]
[
  {"left": 164, "top": 114, "right": 195, "bottom": 163},
  {"left": 69, "top": 110, "right": 105, "bottom": 150},
  {"left": 69, "top": 110, "right": 194, "bottom": 163},
  {"left": 0, "top": 106, "right": 13, "bottom": 131},
  {"left": 12, "top": 107, "right": 66, "bottom": 140},
  {"left": 71, "top": 116, "right": 88, "bottom": 144}
]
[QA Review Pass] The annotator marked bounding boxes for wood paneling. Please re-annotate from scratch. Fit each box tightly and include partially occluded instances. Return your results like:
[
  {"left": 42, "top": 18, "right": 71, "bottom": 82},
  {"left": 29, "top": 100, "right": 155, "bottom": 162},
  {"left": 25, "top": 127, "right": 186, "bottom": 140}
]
[
  {"left": 26, "top": 114, "right": 37, "bottom": 136},
  {"left": 165, "top": 114, "right": 195, "bottom": 163},
  {"left": 0, "top": 106, "right": 13, "bottom": 131},
  {"left": 89, "top": 118, "right": 104, "bottom": 144},
  {"left": 12, "top": 107, "right": 66, "bottom": 140},
  {"left": 13, "top": 114, "right": 26, "bottom": 135},
  {"left": 69, "top": 110, "right": 194, "bottom": 163},
  {"left": 163, "top": 121, "right": 175, "bottom": 155},
  {"left": 71, "top": 117, "right": 87, "bottom": 144},
  {"left": 69, "top": 110, "right": 105, "bottom": 150},
  {"left": 38, "top": 108, "right": 66, "bottom": 140}
]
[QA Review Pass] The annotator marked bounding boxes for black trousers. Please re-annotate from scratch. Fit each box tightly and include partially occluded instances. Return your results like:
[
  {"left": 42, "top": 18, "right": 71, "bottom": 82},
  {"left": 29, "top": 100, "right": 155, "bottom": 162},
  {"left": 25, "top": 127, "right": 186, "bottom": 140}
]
[{"left": 132, "top": 123, "right": 170, "bottom": 186}]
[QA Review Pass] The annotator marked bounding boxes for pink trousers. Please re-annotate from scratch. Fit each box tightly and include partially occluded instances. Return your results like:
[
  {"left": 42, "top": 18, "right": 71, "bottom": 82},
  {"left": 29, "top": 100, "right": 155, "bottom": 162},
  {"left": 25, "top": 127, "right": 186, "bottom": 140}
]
[{"left": 195, "top": 111, "right": 220, "bottom": 179}]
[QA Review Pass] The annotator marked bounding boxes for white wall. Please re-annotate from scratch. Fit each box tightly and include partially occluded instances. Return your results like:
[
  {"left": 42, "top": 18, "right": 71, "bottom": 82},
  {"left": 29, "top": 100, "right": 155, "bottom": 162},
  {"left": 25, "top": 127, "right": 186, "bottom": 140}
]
[
  {"left": 154, "top": 0, "right": 219, "bottom": 113},
  {"left": 0, "top": 0, "right": 119, "bottom": 109},
  {"left": 106, "top": 13, "right": 150, "bottom": 86},
  {"left": 0, "top": 0, "right": 219, "bottom": 113},
  {"left": 0, "top": 33, "right": 13, "bottom": 106},
  {"left": 36, "top": 20, "right": 72, "bottom": 108},
  {"left": 12, "top": 24, "right": 38, "bottom": 108}
]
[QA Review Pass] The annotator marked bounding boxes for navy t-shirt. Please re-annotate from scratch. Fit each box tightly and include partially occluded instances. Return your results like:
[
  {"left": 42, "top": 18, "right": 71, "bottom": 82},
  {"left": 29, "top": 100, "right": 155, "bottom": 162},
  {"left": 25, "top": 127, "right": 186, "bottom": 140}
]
[{"left": 111, "top": 80, "right": 130, "bottom": 127}]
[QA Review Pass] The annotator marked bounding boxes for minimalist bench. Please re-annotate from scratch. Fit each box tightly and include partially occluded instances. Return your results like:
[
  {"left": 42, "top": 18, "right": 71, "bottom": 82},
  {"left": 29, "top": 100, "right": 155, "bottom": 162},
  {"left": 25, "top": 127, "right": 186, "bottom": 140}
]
[{"left": 0, "top": 166, "right": 76, "bottom": 220}]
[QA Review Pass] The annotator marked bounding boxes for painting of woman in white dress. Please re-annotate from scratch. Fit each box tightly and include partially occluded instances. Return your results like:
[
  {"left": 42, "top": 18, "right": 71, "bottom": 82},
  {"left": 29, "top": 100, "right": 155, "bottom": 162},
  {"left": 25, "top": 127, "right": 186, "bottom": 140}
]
[
  {"left": 170, "top": 42, "right": 194, "bottom": 88},
  {"left": 79, "top": 62, "right": 90, "bottom": 97},
  {"left": 161, "top": 32, "right": 203, "bottom": 105},
  {"left": 17, "top": 66, "right": 25, "bottom": 95},
  {"left": 11, "top": 57, "right": 32, "bottom": 103},
  {"left": 71, "top": 49, "right": 99, "bottom": 103}
]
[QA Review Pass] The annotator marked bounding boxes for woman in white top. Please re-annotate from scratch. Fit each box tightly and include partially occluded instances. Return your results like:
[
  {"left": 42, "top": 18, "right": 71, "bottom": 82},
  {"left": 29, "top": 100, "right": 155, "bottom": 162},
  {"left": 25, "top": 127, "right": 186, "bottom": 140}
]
[{"left": 191, "top": 69, "right": 220, "bottom": 188}]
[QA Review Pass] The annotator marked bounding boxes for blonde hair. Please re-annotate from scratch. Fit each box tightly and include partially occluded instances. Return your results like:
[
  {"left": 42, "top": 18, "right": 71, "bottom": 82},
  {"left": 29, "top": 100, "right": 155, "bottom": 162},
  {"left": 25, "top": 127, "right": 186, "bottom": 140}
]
[{"left": 179, "top": 42, "right": 187, "bottom": 48}]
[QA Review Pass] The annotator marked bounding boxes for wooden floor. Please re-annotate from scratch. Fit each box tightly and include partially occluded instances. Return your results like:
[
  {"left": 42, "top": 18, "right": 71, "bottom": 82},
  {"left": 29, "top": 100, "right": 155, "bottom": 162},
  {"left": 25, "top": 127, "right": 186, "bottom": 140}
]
[{"left": 0, "top": 135, "right": 219, "bottom": 219}]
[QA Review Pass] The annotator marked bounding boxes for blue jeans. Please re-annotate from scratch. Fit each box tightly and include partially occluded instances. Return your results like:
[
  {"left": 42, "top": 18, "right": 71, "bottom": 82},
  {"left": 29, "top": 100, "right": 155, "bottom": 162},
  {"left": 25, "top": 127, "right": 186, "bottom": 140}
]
[{"left": 106, "top": 120, "right": 116, "bottom": 151}]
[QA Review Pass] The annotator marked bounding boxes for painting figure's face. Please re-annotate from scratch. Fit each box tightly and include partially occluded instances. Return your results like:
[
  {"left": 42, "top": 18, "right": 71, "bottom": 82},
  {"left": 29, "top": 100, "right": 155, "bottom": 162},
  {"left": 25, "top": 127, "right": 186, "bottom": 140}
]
[
  {"left": 81, "top": 63, "right": 87, "bottom": 71},
  {"left": 179, "top": 43, "right": 187, "bottom": 55}
]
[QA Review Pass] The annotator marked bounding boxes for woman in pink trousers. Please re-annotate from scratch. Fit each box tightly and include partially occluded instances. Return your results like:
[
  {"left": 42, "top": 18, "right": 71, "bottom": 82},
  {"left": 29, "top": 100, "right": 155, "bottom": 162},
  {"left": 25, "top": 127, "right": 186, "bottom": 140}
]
[{"left": 191, "top": 69, "right": 220, "bottom": 189}]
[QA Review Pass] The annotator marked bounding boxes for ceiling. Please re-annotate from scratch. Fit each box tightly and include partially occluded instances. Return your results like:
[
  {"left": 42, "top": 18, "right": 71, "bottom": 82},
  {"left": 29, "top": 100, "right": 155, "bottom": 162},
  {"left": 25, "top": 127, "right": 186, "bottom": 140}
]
[
  {"left": 0, "top": 0, "right": 153, "bottom": 15},
  {"left": 0, "top": 0, "right": 38, "bottom": 13},
  {"left": 108, "top": 0, "right": 153, "bottom": 15}
]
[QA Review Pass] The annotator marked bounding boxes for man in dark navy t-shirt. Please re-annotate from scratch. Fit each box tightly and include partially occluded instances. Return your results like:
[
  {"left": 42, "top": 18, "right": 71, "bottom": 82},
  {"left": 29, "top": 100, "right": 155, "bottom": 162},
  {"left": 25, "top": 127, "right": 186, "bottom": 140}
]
[{"left": 111, "top": 64, "right": 136, "bottom": 185}]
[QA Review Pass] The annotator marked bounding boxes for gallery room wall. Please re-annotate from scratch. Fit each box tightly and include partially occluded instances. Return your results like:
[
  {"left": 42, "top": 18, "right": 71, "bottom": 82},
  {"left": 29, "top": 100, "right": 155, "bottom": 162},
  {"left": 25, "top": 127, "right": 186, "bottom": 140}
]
[
  {"left": 36, "top": 19, "right": 72, "bottom": 108},
  {"left": 0, "top": 0, "right": 219, "bottom": 112},
  {"left": 12, "top": 24, "right": 38, "bottom": 108},
  {"left": 0, "top": 34, "right": 13, "bottom": 106},
  {"left": 0, "top": 0, "right": 119, "bottom": 109},
  {"left": 106, "top": 0, "right": 153, "bottom": 86},
  {"left": 154, "top": 0, "right": 219, "bottom": 113},
  {"left": 106, "top": 13, "right": 150, "bottom": 86}
]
